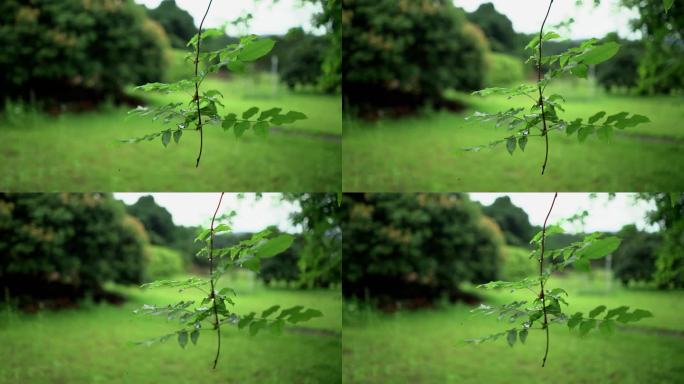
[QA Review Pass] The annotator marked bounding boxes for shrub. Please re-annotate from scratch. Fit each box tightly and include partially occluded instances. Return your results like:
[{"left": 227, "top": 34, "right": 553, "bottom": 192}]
[
  {"left": 612, "top": 225, "right": 659, "bottom": 285},
  {"left": 258, "top": 236, "right": 302, "bottom": 285},
  {"left": 342, "top": 0, "right": 487, "bottom": 113},
  {"left": 0, "top": 193, "right": 147, "bottom": 305},
  {"left": 0, "top": 0, "right": 170, "bottom": 104},
  {"left": 484, "top": 52, "right": 526, "bottom": 86},
  {"left": 499, "top": 246, "right": 536, "bottom": 281},
  {"left": 595, "top": 33, "right": 641, "bottom": 91},
  {"left": 278, "top": 28, "right": 327, "bottom": 90},
  {"left": 342, "top": 193, "right": 503, "bottom": 303},
  {"left": 143, "top": 245, "right": 184, "bottom": 282}
]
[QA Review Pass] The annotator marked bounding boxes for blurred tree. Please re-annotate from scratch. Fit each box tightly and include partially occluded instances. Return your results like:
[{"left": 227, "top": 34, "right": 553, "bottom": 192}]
[
  {"left": 278, "top": 28, "right": 327, "bottom": 89},
  {"left": 342, "top": 193, "right": 503, "bottom": 304},
  {"left": 143, "top": 245, "right": 185, "bottom": 282},
  {"left": 342, "top": 0, "right": 487, "bottom": 115},
  {"left": 283, "top": 193, "right": 341, "bottom": 288},
  {"left": 484, "top": 52, "right": 526, "bottom": 86},
  {"left": 0, "top": 0, "right": 170, "bottom": 106},
  {"left": 481, "top": 196, "right": 536, "bottom": 247},
  {"left": 310, "top": 0, "right": 341, "bottom": 92},
  {"left": 621, "top": 0, "right": 684, "bottom": 94},
  {"left": 465, "top": 3, "right": 516, "bottom": 53},
  {"left": 0, "top": 194, "right": 147, "bottom": 306},
  {"left": 612, "top": 224, "right": 660, "bottom": 285},
  {"left": 146, "top": 0, "right": 196, "bottom": 49},
  {"left": 125, "top": 195, "right": 175, "bottom": 245},
  {"left": 642, "top": 193, "right": 684, "bottom": 288},
  {"left": 595, "top": 33, "right": 642, "bottom": 91}
]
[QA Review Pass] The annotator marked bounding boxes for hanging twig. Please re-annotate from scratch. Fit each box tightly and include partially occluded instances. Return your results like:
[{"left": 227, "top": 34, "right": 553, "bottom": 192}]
[
  {"left": 539, "top": 192, "right": 558, "bottom": 367},
  {"left": 209, "top": 192, "right": 224, "bottom": 369},
  {"left": 538, "top": 0, "right": 554, "bottom": 175},
  {"left": 194, "top": 0, "right": 214, "bottom": 168}
]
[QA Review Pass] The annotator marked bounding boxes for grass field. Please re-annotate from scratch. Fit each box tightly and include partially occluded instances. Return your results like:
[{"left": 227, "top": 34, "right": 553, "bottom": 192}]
[
  {"left": 0, "top": 76, "right": 341, "bottom": 192},
  {"left": 343, "top": 80, "right": 684, "bottom": 191},
  {"left": 0, "top": 273, "right": 341, "bottom": 384},
  {"left": 342, "top": 273, "right": 684, "bottom": 383}
]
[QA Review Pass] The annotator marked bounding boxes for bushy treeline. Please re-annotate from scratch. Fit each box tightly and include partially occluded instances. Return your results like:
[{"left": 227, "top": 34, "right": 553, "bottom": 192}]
[
  {"left": 342, "top": 193, "right": 503, "bottom": 305},
  {"left": 0, "top": 0, "right": 169, "bottom": 106},
  {"left": 0, "top": 193, "right": 147, "bottom": 306}
]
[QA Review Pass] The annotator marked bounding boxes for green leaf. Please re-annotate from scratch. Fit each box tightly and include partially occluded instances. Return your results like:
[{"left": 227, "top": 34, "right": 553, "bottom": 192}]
[
  {"left": 506, "top": 137, "right": 516, "bottom": 155},
  {"left": 588, "top": 111, "right": 606, "bottom": 124},
  {"left": 161, "top": 130, "right": 171, "bottom": 147},
  {"left": 670, "top": 193, "right": 680, "bottom": 208},
  {"left": 234, "top": 121, "right": 251, "bottom": 138},
  {"left": 566, "top": 118, "right": 582, "bottom": 135},
  {"left": 227, "top": 60, "right": 246, "bottom": 73},
  {"left": 238, "top": 312, "right": 255, "bottom": 329},
  {"left": 190, "top": 329, "right": 199, "bottom": 345},
  {"left": 518, "top": 136, "right": 528, "bottom": 152},
  {"left": 261, "top": 305, "right": 280, "bottom": 318},
  {"left": 597, "top": 126, "right": 613, "bottom": 140},
  {"left": 568, "top": 312, "right": 583, "bottom": 330},
  {"left": 253, "top": 121, "right": 270, "bottom": 137},
  {"left": 258, "top": 108, "right": 282, "bottom": 121},
  {"left": 571, "top": 64, "right": 588, "bottom": 78},
  {"left": 589, "top": 305, "right": 607, "bottom": 318},
  {"left": 579, "top": 236, "right": 621, "bottom": 260},
  {"left": 178, "top": 330, "right": 188, "bottom": 348},
  {"left": 242, "top": 107, "right": 259, "bottom": 120},
  {"left": 506, "top": 329, "right": 517, "bottom": 347},
  {"left": 222, "top": 113, "right": 237, "bottom": 131},
  {"left": 249, "top": 319, "right": 268, "bottom": 336},
  {"left": 615, "top": 114, "right": 650, "bottom": 129},
  {"left": 519, "top": 329, "right": 528, "bottom": 344},
  {"left": 255, "top": 234, "right": 294, "bottom": 258},
  {"left": 605, "top": 112, "right": 629, "bottom": 125},
  {"left": 579, "top": 319, "right": 597, "bottom": 336},
  {"left": 599, "top": 319, "right": 615, "bottom": 335},
  {"left": 664, "top": 0, "right": 674, "bottom": 13},
  {"left": 577, "top": 126, "right": 594, "bottom": 142},
  {"left": 575, "top": 42, "right": 620, "bottom": 65},
  {"left": 239, "top": 38, "right": 276, "bottom": 61},
  {"left": 605, "top": 306, "right": 629, "bottom": 319},
  {"left": 214, "top": 223, "right": 231, "bottom": 234},
  {"left": 173, "top": 130, "right": 182, "bottom": 144}
]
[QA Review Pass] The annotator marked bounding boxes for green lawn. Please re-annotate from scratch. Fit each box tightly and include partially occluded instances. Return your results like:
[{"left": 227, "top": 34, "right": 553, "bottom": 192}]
[
  {"left": 0, "top": 273, "right": 342, "bottom": 384},
  {"left": 0, "top": 77, "right": 341, "bottom": 192},
  {"left": 342, "top": 273, "right": 684, "bottom": 383},
  {"left": 343, "top": 81, "right": 684, "bottom": 191}
]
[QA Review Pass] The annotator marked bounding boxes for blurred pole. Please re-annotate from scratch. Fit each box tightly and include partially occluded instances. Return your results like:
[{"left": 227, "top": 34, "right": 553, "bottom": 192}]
[{"left": 271, "top": 55, "right": 279, "bottom": 98}]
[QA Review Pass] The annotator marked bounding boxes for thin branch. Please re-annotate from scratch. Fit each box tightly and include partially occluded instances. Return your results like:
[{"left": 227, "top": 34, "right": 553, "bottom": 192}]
[
  {"left": 209, "top": 192, "right": 224, "bottom": 369},
  {"left": 194, "top": 0, "right": 214, "bottom": 168},
  {"left": 539, "top": 192, "right": 558, "bottom": 368},
  {"left": 538, "top": 0, "right": 554, "bottom": 175}
]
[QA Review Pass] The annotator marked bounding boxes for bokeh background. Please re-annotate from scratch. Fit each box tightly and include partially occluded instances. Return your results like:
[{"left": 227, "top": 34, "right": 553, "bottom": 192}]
[
  {"left": 0, "top": 193, "right": 341, "bottom": 383},
  {"left": 0, "top": 0, "right": 341, "bottom": 191},
  {"left": 342, "top": 0, "right": 684, "bottom": 191},
  {"left": 342, "top": 192, "right": 684, "bottom": 383}
]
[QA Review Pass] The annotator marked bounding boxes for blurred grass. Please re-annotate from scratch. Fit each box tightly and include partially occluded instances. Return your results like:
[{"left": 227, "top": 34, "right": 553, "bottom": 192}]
[
  {"left": 342, "top": 273, "right": 684, "bottom": 383},
  {"left": 342, "top": 80, "right": 684, "bottom": 191},
  {"left": 0, "top": 273, "right": 341, "bottom": 384},
  {"left": 0, "top": 71, "right": 341, "bottom": 192}
]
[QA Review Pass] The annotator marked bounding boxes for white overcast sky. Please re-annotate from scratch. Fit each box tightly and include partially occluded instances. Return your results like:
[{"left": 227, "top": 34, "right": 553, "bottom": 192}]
[
  {"left": 469, "top": 193, "right": 657, "bottom": 233},
  {"left": 114, "top": 193, "right": 301, "bottom": 233},
  {"left": 135, "top": 0, "right": 323, "bottom": 35},
  {"left": 455, "top": 0, "right": 641, "bottom": 40}
]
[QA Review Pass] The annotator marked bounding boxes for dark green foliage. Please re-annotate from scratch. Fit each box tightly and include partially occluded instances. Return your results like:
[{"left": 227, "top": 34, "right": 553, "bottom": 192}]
[
  {"left": 0, "top": 0, "right": 169, "bottom": 104},
  {"left": 258, "top": 235, "right": 302, "bottom": 285},
  {"left": 146, "top": 0, "right": 196, "bottom": 49},
  {"left": 342, "top": 193, "right": 503, "bottom": 302},
  {"left": 278, "top": 28, "right": 327, "bottom": 89},
  {"left": 595, "top": 33, "right": 642, "bottom": 91},
  {"left": 481, "top": 196, "right": 536, "bottom": 247},
  {"left": 465, "top": 3, "right": 517, "bottom": 53},
  {"left": 0, "top": 193, "right": 147, "bottom": 304},
  {"left": 612, "top": 225, "right": 660, "bottom": 285},
  {"left": 284, "top": 193, "right": 342, "bottom": 288},
  {"left": 342, "top": 0, "right": 487, "bottom": 114},
  {"left": 644, "top": 193, "right": 684, "bottom": 288}
]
